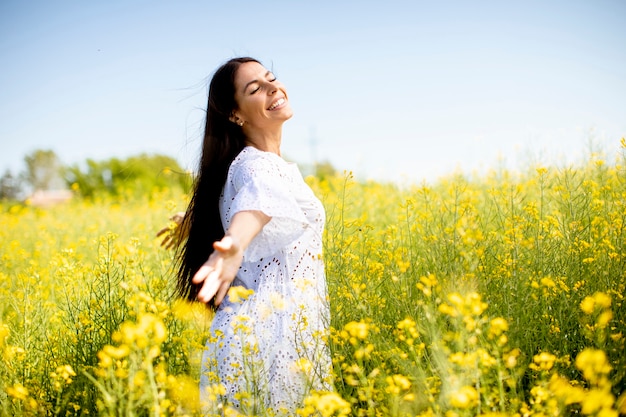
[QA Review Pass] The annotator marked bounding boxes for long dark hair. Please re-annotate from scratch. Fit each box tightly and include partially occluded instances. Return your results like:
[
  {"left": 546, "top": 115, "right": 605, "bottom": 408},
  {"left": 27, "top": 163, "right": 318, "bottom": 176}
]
[{"left": 175, "top": 57, "right": 260, "bottom": 303}]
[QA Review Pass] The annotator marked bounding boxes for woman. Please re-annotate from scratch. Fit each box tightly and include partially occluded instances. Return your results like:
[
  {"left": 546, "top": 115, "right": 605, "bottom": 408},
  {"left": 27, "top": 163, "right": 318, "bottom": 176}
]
[{"left": 168, "top": 57, "right": 332, "bottom": 414}]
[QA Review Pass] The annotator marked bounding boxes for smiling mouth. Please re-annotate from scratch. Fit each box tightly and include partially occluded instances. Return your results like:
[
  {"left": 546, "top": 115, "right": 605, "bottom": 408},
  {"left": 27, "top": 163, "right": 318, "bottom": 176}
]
[{"left": 268, "top": 98, "right": 285, "bottom": 110}]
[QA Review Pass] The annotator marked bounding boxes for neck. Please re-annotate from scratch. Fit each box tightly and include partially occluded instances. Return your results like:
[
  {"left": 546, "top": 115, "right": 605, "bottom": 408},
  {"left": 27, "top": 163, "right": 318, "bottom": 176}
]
[{"left": 243, "top": 126, "right": 283, "bottom": 155}]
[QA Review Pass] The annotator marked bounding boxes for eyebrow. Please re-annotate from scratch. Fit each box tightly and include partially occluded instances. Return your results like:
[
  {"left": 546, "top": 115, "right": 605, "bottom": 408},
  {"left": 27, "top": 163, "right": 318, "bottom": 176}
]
[{"left": 243, "top": 71, "right": 272, "bottom": 93}]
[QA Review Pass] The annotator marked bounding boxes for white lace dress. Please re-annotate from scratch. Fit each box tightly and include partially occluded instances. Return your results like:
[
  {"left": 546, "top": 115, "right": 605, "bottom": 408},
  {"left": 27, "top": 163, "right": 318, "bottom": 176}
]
[{"left": 199, "top": 146, "right": 332, "bottom": 414}]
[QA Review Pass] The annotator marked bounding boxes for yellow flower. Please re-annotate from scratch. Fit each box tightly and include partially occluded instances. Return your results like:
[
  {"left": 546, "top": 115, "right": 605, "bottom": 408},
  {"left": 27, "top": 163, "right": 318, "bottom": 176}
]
[
  {"left": 477, "top": 348, "right": 497, "bottom": 368},
  {"left": 438, "top": 303, "right": 457, "bottom": 317},
  {"left": 147, "top": 345, "right": 161, "bottom": 360},
  {"left": 575, "top": 349, "right": 612, "bottom": 386},
  {"left": 55, "top": 364, "right": 76, "bottom": 383},
  {"left": 385, "top": 374, "right": 411, "bottom": 395},
  {"left": 488, "top": 317, "right": 509, "bottom": 337},
  {"left": 580, "top": 296, "right": 596, "bottom": 314},
  {"left": 0, "top": 323, "right": 9, "bottom": 347},
  {"left": 151, "top": 317, "right": 168, "bottom": 344},
  {"left": 467, "top": 292, "right": 488, "bottom": 316},
  {"left": 133, "top": 370, "right": 147, "bottom": 387},
  {"left": 97, "top": 350, "right": 113, "bottom": 368},
  {"left": 135, "top": 313, "right": 168, "bottom": 346},
  {"left": 103, "top": 344, "right": 130, "bottom": 359},
  {"left": 397, "top": 317, "right": 419, "bottom": 337},
  {"left": 581, "top": 389, "right": 615, "bottom": 415},
  {"left": 449, "top": 385, "right": 479, "bottom": 409},
  {"left": 448, "top": 293, "right": 464, "bottom": 309},
  {"left": 228, "top": 285, "right": 255, "bottom": 303},
  {"left": 343, "top": 320, "right": 369, "bottom": 341},
  {"left": 549, "top": 374, "right": 585, "bottom": 405},
  {"left": 597, "top": 311, "right": 613, "bottom": 328},
  {"left": 293, "top": 357, "right": 313, "bottom": 374},
  {"left": 449, "top": 352, "right": 472, "bottom": 367},
  {"left": 593, "top": 292, "right": 612, "bottom": 309},
  {"left": 298, "top": 391, "right": 351, "bottom": 417},
  {"left": 463, "top": 316, "right": 477, "bottom": 331},
  {"left": 6, "top": 383, "right": 29, "bottom": 400},
  {"left": 403, "top": 393, "right": 416, "bottom": 401},
  {"left": 504, "top": 348, "right": 521, "bottom": 369},
  {"left": 530, "top": 352, "right": 556, "bottom": 371},
  {"left": 530, "top": 385, "right": 550, "bottom": 404},
  {"left": 354, "top": 343, "right": 374, "bottom": 360},
  {"left": 203, "top": 383, "right": 227, "bottom": 402},
  {"left": 117, "top": 322, "right": 137, "bottom": 345}
]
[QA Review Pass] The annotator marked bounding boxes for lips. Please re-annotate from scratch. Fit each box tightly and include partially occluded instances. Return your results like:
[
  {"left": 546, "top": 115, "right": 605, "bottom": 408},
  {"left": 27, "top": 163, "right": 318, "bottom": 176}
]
[{"left": 267, "top": 97, "right": 286, "bottom": 111}]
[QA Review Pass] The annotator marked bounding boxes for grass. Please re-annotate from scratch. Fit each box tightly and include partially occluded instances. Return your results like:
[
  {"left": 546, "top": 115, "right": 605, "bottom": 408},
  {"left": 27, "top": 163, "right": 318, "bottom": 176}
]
[{"left": 1, "top": 144, "right": 625, "bottom": 416}]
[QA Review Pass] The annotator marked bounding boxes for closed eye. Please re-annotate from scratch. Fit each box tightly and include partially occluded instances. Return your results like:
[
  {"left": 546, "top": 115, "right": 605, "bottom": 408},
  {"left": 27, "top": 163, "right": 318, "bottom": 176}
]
[{"left": 247, "top": 72, "right": 277, "bottom": 94}]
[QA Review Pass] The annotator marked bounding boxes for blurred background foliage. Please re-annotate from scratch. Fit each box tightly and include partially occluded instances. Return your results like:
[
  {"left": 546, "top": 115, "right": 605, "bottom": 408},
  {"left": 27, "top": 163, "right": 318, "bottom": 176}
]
[{"left": 0, "top": 149, "right": 338, "bottom": 201}]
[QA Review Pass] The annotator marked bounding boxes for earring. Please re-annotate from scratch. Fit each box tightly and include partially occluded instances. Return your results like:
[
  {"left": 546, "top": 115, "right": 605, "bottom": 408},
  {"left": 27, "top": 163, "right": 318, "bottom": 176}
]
[{"left": 238, "top": 120, "right": 244, "bottom": 126}]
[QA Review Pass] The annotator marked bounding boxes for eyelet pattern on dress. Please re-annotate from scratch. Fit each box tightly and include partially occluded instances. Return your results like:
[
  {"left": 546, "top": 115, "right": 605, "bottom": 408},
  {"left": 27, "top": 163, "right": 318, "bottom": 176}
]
[{"left": 199, "top": 147, "right": 332, "bottom": 413}]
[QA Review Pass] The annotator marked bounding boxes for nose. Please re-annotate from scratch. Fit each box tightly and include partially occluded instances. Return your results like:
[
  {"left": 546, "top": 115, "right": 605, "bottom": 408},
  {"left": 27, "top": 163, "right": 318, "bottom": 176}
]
[{"left": 267, "top": 81, "right": 277, "bottom": 95}]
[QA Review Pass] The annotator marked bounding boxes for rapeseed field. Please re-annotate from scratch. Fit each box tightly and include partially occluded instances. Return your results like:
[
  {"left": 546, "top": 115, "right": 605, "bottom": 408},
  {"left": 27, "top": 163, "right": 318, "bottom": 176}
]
[{"left": 1, "top": 144, "right": 625, "bottom": 416}]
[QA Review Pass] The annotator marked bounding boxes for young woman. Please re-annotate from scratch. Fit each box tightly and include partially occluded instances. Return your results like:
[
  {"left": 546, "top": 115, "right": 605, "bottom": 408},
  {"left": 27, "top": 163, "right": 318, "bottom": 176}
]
[{"left": 166, "top": 57, "right": 332, "bottom": 413}]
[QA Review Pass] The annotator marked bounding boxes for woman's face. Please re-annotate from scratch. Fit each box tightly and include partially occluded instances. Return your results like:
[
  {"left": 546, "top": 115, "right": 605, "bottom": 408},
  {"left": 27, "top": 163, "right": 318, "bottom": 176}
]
[{"left": 231, "top": 61, "right": 293, "bottom": 130}]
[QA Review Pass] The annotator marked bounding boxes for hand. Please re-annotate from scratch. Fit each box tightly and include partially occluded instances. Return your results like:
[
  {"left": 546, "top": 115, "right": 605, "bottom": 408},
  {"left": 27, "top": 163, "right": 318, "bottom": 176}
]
[
  {"left": 156, "top": 212, "right": 186, "bottom": 249},
  {"left": 192, "top": 235, "right": 243, "bottom": 306}
]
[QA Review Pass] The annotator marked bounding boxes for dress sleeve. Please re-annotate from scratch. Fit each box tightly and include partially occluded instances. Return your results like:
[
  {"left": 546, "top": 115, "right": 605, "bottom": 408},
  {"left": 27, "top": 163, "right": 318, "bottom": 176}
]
[{"left": 227, "top": 157, "right": 308, "bottom": 261}]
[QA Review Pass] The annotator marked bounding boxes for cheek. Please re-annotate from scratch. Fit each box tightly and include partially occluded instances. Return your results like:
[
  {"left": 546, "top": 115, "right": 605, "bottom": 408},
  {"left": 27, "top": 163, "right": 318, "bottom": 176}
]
[
  {"left": 241, "top": 96, "right": 266, "bottom": 114},
  {"left": 278, "top": 83, "right": 288, "bottom": 97}
]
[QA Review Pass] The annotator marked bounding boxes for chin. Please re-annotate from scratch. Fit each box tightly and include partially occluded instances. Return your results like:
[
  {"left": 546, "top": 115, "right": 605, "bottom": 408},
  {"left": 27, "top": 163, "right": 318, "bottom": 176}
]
[{"left": 283, "top": 108, "right": 294, "bottom": 120}]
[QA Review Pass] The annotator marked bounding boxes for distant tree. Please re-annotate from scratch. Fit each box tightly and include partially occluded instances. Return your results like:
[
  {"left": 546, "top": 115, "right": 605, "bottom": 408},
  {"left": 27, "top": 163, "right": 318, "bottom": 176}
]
[
  {"left": 23, "top": 149, "right": 65, "bottom": 191},
  {"left": 0, "top": 169, "right": 22, "bottom": 200},
  {"left": 65, "top": 153, "right": 190, "bottom": 198},
  {"left": 64, "top": 159, "right": 108, "bottom": 198},
  {"left": 314, "top": 160, "right": 338, "bottom": 181}
]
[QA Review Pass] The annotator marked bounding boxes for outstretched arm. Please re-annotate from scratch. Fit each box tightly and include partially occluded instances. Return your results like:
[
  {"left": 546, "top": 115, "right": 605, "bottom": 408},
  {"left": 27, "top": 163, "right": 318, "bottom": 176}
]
[{"left": 192, "top": 210, "right": 270, "bottom": 306}]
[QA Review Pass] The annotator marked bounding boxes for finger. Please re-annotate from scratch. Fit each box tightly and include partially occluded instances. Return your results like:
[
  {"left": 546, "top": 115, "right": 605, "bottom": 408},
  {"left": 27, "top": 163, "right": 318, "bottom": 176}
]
[
  {"left": 214, "top": 282, "right": 231, "bottom": 306},
  {"left": 156, "top": 228, "right": 168, "bottom": 238},
  {"left": 197, "top": 273, "right": 220, "bottom": 303},
  {"left": 192, "top": 264, "right": 211, "bottom": 284},
  {"left": 213, "top": 236, "right": 234, "bottom": 253},
  {"left": 198, "top": 259, "right": 224, "bottom": 302},
  {"left": 172, "top": 212, "right": 185, "bottom": 221},
  {"left": 192, "top": 256, "right": 223, "bottom": 284}
]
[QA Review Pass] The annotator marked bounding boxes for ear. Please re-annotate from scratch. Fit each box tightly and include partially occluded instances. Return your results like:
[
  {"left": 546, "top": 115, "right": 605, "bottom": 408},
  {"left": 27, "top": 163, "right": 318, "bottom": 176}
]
[{"left": 229, "top": 111, "right": 240, "bottom": 124}]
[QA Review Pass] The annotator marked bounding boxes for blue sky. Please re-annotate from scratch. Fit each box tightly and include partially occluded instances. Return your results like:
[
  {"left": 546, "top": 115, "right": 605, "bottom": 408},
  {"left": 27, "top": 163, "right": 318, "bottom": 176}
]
[{"left": 1, "top": 0, "right": 625, "bottom": 184}]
